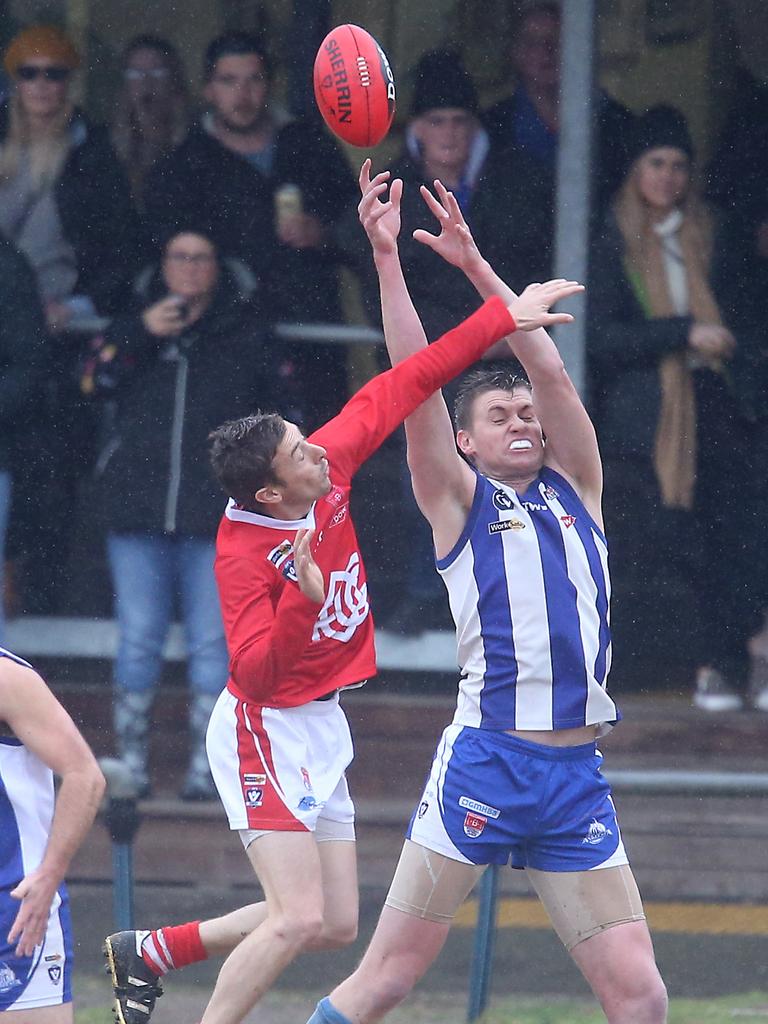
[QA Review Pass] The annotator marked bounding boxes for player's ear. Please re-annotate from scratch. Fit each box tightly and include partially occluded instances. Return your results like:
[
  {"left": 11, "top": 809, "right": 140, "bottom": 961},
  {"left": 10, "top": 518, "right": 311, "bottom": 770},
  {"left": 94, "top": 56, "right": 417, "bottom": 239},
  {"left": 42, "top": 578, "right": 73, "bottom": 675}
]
[
  {"left": 254, "top": 483, "right": 282, "bottom": 505},
  {"left": 456, "top": 429, "right": 475, "bottom": 459}
]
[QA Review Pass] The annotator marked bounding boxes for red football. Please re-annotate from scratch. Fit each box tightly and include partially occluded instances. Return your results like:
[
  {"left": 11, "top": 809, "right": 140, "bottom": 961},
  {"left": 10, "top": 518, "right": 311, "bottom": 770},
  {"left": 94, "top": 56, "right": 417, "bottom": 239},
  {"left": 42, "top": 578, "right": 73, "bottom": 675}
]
[{"left": 313, "top": 24, "right": 396, "bottom": 147}]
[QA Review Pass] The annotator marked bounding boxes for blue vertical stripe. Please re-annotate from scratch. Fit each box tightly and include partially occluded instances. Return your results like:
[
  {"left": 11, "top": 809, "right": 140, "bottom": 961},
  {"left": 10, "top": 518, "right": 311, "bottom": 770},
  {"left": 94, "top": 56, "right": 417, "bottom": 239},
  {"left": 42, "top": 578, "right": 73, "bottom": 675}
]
[
  {"left": 523, "top": 481, "right": 589, "bottom": 727},
  {"left": 0, "top": 773, "right": 23, "bottom": 892},
  {"left": 572, "top": 519, "right": 611, "bottom": 685}
]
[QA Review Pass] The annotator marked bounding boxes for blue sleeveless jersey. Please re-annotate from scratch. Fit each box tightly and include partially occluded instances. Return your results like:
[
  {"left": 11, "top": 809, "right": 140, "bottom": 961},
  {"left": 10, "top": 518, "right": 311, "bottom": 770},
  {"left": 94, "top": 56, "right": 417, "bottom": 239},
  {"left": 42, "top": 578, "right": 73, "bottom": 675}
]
[
  {"left": 437, "top": 468, "right": 619, "bottom": 733},
  {"left": 0, "top": 648, "right": 57, "bottom": 891},
  {"left": 0, "top": 647, "right": 72, "bottom": 1011}
]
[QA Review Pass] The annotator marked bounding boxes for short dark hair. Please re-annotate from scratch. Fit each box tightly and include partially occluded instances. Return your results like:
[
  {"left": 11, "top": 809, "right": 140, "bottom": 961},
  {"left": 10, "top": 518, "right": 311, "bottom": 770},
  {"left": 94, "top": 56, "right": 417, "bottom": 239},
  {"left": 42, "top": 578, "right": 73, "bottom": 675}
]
[
  {"left": 209, "top": 412, "right": 286, "bottom": 507},
  {"left": 203, "top": 31, "right": 272, "bottom": 81},
  {"left": 453, "top": 361, "right": 531, "bottom": 432}
]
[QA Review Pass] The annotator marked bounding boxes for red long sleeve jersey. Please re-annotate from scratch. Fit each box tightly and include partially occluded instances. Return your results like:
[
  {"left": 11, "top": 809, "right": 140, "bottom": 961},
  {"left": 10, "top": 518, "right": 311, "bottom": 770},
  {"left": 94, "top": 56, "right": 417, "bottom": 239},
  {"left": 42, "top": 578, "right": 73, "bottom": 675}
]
[{"left": 215, "top": 296, "right": 516, "bottom": 707}]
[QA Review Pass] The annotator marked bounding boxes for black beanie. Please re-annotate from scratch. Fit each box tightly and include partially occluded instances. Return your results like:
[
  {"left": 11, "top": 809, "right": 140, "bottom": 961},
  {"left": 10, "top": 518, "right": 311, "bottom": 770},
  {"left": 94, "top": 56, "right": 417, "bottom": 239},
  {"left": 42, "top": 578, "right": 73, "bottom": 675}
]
[
  {"left": 410, "top": 50, "right": 479, "bottom": 117},
  {"left": 629, "top": 105, "right": 694, "bottom": 165}
]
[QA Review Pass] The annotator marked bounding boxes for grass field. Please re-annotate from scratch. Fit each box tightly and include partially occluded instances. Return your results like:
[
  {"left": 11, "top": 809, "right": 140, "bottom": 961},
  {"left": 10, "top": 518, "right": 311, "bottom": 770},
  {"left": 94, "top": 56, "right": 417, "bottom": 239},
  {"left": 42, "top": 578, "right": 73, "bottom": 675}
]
[{"left": 74, "top": 978, "right": 768, "bottom": 1024}]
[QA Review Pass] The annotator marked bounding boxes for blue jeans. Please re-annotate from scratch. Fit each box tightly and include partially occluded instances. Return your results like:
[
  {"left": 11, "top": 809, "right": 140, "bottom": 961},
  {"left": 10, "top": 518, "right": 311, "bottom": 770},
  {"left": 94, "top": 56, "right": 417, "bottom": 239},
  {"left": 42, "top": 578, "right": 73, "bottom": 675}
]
[
  {"left": 0, "top": 471, "right": 11, "bottom": 644},
  {"left": 107, "top": 532, "right": 228, "bottom": 696}
]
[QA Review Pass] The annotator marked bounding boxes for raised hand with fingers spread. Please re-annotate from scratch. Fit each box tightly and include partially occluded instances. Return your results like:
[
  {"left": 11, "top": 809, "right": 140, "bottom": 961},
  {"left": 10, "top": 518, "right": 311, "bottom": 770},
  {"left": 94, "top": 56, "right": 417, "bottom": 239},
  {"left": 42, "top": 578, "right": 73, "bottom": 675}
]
[{"left": 357, "top": 158, "right": 402, "bottom": 257}]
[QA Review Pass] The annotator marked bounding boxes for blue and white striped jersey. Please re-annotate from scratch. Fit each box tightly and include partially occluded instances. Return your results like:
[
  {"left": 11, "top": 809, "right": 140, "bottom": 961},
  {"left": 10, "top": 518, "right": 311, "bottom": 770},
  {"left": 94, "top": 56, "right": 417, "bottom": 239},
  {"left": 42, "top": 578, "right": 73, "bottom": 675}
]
[
  {"left": 0, "top": 648, "right": 56, "bottom": 892},
  {"left": 437, "top": 468, "right": 619, "bottom": 734}
]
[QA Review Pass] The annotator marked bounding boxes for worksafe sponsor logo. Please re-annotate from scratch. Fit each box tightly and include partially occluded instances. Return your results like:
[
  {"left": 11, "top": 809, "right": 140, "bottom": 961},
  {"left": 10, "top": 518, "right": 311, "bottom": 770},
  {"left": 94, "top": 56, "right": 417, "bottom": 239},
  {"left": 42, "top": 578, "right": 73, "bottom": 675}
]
[
  {"left": 459, "top": 796, "right": 500, "bottom": 819},
  {"left": 582, "top": 818, "right": 612, "bottom": 845},
  {"left": 560, "top": 515, "right": 576, "bottom": 529},
  {"left": 488, "top": 519, "right": 525, "bottom": 534}
]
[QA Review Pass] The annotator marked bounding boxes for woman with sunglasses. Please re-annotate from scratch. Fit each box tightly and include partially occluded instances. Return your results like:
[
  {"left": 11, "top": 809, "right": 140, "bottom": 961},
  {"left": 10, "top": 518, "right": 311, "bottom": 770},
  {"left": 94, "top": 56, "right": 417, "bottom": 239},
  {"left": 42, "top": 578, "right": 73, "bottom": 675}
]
[{"left": 0, "top": 25, "right": 142, "bottom": 616}]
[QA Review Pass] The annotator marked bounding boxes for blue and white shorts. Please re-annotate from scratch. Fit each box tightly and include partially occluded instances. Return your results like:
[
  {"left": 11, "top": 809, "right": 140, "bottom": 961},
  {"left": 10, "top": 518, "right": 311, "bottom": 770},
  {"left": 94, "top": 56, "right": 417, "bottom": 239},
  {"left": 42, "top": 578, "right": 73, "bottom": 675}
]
[
  {"left": 0, "top": 885, "right": 72, "bottom": 1011},
  {"left": 407, "top": 724, "right": 628, "bottom": 872}
]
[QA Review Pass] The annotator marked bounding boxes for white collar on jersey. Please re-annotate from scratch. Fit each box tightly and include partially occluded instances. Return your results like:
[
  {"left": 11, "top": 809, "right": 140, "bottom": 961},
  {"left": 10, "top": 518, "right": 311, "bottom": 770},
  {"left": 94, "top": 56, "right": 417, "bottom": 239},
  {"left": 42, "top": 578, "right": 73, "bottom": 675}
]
[{"left": 224, "top": 497, "right": 317, "bottom": 531}]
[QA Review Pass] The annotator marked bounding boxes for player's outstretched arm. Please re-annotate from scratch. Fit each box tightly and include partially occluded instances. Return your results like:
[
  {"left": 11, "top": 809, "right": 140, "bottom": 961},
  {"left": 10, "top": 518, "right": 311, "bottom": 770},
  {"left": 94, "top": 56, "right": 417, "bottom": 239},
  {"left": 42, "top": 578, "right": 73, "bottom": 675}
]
[
  {"left": 416, "top": 182, "right": 603, "bottom": 521},
  {"left": 358, "top": 159, "right": 476, "bottom": 532},
  {"left": 0, "top": 659, "right": 105, "bottom": 956}
]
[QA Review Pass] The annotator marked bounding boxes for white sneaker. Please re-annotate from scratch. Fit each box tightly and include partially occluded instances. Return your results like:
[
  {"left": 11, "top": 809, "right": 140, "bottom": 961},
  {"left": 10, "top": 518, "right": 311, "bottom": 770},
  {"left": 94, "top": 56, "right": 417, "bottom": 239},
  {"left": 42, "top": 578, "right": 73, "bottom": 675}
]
[{"left": 693, "top": 667, "right": 743, "bottom": 712}]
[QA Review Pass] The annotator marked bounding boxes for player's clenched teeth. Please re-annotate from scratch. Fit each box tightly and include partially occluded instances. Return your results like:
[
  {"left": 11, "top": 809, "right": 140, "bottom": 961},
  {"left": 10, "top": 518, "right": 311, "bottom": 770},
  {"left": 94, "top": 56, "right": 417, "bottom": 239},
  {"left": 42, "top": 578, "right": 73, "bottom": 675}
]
[{"left": 509, "top": 439, "right": 533, "bottom": 450}]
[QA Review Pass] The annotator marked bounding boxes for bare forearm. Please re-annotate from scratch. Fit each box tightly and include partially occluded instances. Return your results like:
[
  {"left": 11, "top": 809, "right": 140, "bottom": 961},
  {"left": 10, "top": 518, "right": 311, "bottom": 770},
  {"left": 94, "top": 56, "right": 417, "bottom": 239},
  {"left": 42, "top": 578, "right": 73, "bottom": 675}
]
[
  {"left": 462, "top": 257, "right": 561, "bottom": 376},
  {"left": 41, "top": 768, "right": 104, "bottom": 880},
  {"left": 374, "top": 248, "right": 428, "bottom": 366}
]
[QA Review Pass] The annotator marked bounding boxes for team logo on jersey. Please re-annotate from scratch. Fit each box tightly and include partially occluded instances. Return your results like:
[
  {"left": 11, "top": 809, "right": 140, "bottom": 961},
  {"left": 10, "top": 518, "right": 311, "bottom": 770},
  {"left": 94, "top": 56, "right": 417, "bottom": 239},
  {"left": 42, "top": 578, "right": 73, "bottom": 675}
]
[
  {"left": 0, "top": 963, "right": 20, "bottom": 993},
  {"left": 560, "top": 515, "right": 576, "bottom": 528},
  {"left": 268, "top": 539, "right": 293, "bottom": 568},
  {"left": 463, "top": 812, "right": 487, "bottom": 838},
  {"left": 492, "top": 489, "right": 514, "bottom": 511},
  {"left": 242, "top": 772, "right": 266, "bottom": 808},
  {"left": 543, "top": 485, "right": 559, "bottom": 500},
  {"left": 267, "top": 540, "right": 300, "bottom": 582},
  {"left": 459, "top": 796, "right": 500, "bottom": 819},
  {"left": 313, "top": 551, "right": 369, "bottom": 643},
  {"left": 47, "top": 965, "right": 62, "bottom": 984},
  {"left": 582, "top": 818, "right": 613, "bottom": 845},
  {"left": 488, "top": 518, "right": 525, "bottom": 535}
]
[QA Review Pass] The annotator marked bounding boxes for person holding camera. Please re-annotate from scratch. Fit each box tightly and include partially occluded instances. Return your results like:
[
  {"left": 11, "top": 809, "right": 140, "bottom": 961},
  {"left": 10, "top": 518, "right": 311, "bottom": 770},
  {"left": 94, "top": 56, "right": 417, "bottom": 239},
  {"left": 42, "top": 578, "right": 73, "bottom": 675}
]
[{"left": 94, "top": 228, "right": 279, "bottom": 800}]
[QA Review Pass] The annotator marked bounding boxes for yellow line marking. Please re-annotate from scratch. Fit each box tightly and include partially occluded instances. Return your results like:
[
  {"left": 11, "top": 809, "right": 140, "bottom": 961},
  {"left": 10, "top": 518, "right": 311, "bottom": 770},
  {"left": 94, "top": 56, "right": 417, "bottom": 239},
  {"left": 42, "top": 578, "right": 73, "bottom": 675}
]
[{"left": 454, "top": 898, "right": 768, "bottom": 935}]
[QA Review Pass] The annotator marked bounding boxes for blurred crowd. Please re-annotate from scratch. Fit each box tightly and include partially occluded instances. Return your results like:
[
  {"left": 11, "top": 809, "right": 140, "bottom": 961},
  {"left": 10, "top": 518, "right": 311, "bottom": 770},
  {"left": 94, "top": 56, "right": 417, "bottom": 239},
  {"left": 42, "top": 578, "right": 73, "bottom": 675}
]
[{"left": 1, "top": 1, "right": 767, "bottom": 797}]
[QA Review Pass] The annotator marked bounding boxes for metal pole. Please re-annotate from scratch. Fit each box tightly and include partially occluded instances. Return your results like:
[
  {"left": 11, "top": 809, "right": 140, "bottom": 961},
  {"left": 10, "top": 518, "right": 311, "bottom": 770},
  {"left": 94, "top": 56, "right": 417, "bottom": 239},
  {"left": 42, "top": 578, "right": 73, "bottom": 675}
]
[
  {"left": 111, "top": 840, "right": 135, "bottom": 931},
  {"left": 551, "top": 0, "right": 597, "bottom": 398},
  {"left": 466, "top": 865, "right": 499, "bottom": 1022},
  {"left": 100, "top": 758, "right": 141, "bottom": 932}
]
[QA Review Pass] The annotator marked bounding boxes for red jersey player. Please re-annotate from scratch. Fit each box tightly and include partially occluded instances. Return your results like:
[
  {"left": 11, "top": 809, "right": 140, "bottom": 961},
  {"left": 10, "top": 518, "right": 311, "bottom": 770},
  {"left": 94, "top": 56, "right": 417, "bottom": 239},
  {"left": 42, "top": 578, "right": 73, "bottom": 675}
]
[{"left": 104, "top": 222, "right": 580, "bottom": 1024}]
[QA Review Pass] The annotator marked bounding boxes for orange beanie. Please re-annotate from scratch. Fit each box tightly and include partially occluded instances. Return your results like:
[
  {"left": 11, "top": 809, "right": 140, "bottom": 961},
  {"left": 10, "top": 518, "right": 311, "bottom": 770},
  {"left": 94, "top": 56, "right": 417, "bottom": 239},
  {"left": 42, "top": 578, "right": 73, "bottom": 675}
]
[{"left": 4, "top": 25, "right": 81, "bottom": 77}]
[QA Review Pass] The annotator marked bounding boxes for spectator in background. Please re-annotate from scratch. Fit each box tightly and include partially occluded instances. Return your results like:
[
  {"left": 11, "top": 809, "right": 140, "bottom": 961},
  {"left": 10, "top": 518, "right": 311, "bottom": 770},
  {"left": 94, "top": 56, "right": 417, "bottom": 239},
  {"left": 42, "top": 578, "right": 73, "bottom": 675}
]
[
  {"left": 93, "top": 229, "right": 277, "bottom": 800},
  {"left": 0, "top": 239, "right": 48, "bottom": 642},
  {"left": 144, "top": 31, "right": 358, "bottom": 428},
  {"left": 338, "top": 49, "right": 552, "bottom": 633},
  {"left": 0, "top": 25, "right": 142, "bottom": 613},
  {"left": 587, "top": 105, "right": 755, "bottom": 711},
  {"left": 111, "top": 34, "right": 191, "bottom": 207},
  {"left": 483, "top": 0, "right": 635, "bottom": 219},
  {"left": 706, "top": 66, "right": 768, "bottom": 710}
]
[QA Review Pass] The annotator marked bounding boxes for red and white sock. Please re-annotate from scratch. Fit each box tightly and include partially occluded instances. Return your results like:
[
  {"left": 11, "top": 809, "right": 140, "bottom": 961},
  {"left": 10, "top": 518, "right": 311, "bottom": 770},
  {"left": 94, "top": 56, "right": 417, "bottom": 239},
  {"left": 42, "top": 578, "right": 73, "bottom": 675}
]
[{"left": 140, "top": 922, "right": 207, "bottom": 975}]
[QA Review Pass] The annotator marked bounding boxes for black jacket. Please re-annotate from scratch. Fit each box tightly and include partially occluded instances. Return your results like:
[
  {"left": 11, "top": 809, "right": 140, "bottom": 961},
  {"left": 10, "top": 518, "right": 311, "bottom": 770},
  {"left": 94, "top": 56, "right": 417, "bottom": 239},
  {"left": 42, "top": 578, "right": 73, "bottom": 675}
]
[
  {"left": 96, "top": 268, "right": 275, "bottom": 536},
  {"left": 143, "top": 119, "right": 358, "bottom": 325},
  {"left": 587, "top": 211, "right": 695, "bottom": 457},
  {"left": 484, "top": 87, "right": 636, "bottom": 221},
  {"left": 0, "top": 105, "right": 143, "bottom": 315},
  {"left": 337, "top": 141, "right": 553, "bottom": 345},
  {"left": 0, "top": 239, "right": 49, "bottom": 471}
]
